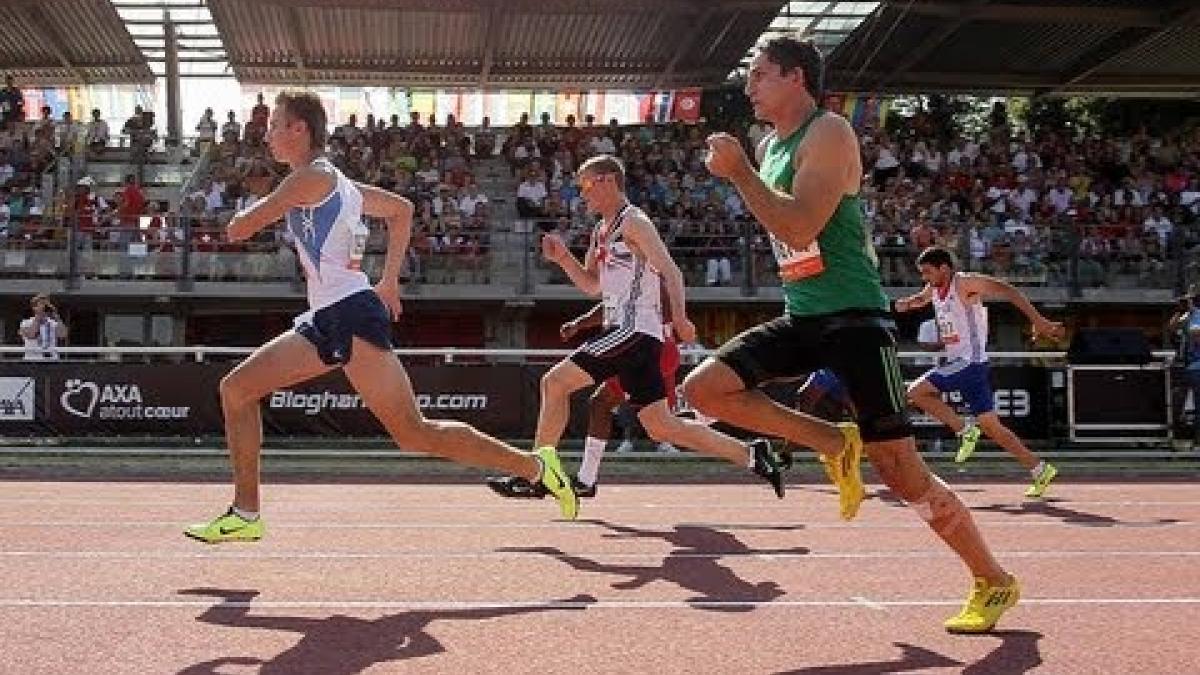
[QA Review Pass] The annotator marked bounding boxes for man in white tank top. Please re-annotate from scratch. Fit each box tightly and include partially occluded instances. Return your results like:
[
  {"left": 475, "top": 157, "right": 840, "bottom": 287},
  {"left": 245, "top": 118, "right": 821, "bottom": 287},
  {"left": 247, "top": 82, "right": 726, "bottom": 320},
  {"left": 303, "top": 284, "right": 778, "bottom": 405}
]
[
  {"left": 487, "top": 287, "right": 686, "bottom": 500},
  {"left": 534, "top": 154, "right": 786, "bottom": 496},
  {"left": 185, "top": 92, "right": 577, "bottom": 544},
  {"left": 896, "top": 246, "right": 1065, "bottom": 499}
]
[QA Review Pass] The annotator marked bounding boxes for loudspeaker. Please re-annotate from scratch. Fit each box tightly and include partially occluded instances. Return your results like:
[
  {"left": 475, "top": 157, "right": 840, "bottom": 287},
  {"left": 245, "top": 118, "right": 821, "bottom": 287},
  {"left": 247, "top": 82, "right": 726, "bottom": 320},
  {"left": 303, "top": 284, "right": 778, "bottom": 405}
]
[{"left": 1067, "top": 327, "right": 1152, "bottom": 365}]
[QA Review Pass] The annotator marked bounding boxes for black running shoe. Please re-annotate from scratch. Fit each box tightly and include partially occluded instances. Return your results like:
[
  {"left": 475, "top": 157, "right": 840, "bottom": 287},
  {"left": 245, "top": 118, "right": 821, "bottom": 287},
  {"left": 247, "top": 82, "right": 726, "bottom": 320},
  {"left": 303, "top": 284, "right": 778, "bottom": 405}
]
[
  {"left": 749, "top": 438, "right": 785, "bottom": 499},
  {"left": 485, "top": 475, "right": 549, "bottom": 499},
  {"left": 572, "top": 477, "right": 597, "bottom": 499}
]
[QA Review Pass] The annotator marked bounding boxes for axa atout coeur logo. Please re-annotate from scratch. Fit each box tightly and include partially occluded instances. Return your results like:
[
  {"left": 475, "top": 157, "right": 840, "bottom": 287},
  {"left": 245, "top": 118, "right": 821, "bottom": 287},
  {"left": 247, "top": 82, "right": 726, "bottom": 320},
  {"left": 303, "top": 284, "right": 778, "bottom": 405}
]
[{"left": 60, "top": 379, "right": 190, "bottom": 420}]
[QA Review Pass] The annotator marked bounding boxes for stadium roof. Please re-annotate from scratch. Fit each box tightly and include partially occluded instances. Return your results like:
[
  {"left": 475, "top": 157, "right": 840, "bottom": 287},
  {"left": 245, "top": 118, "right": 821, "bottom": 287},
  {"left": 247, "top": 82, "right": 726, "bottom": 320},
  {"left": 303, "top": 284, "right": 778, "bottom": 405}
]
[
  {"left": 206, "top": 0, "right": 787, "bottom": 89},
  {"left": 0, "top": 0, "right": 153, "bottom": 85},
  {"left": 7, "top": 0, "right": 1196, "bottom": 97},
  {"left": 826, "top": 0, "right": 1200, "bottom": 96},
  {"left": 112, "top": 0, "right": 229, "bottom": 80},
  {"left": 741, "top": 2, "right": 878, "bottom": 69}
]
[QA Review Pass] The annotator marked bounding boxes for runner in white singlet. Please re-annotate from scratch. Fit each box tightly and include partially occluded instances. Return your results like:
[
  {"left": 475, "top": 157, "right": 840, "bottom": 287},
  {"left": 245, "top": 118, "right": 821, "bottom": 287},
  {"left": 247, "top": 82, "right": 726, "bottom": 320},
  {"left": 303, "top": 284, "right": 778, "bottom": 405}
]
[
  {"left": 897, "top": 246, "right": 1065, "bottom": 499},
  {"left": 184, "top": 92, "right": 577, "bottom": 544}
]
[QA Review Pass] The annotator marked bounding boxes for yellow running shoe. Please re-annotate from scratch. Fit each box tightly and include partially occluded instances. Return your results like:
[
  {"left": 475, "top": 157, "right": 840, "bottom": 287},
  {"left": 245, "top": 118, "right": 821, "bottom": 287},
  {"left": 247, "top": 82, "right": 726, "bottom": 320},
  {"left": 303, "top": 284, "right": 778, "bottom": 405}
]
[
  {"left": 183, "top": 508, "right": 264, "bottom": 544},
  {"left": 955, "top": 424, "right": 982, "bottom": 463},
  {"left": 536, "top": 446, "right": 578, "bottom": 520},
  {"left": 944, "top": 576, "right": 1021, "bottom": 633},
  {"left": 819, "top": 423, "right": 865, "bottom": 521},
  {"left": 1025, "top": 463, "right": 1058, "bottom": 498}
]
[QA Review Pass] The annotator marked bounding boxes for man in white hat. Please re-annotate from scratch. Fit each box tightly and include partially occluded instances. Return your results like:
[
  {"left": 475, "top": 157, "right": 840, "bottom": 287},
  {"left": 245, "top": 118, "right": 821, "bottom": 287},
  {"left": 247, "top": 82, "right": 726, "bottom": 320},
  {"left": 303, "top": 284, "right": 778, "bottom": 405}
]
[{"left": 72, "top": 176, "right": 105, "bottom": 249}]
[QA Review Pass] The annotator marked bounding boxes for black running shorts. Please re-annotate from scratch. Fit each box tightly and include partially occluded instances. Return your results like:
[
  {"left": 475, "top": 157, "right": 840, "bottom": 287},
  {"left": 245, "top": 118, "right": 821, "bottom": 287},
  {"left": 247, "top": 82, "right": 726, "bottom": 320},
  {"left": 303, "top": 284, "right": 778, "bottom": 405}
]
[
  {"left": 714, "top": 310, "right": 912, "bottom": 442},
  {"left": 570, "top": 327, "right": 666, "bottom": 406}
]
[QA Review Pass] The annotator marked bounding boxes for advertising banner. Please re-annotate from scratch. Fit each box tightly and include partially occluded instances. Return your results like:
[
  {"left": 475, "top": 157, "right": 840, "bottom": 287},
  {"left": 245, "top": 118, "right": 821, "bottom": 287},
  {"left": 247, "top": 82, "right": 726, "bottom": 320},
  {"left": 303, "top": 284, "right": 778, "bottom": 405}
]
[
  {"left": 0, "top": 361, "right": 1067, "bottom": 443},
  {"left": 261, "top": 365, "right": 534, "bottom": 438},
  {"left": 0, "top": 362, "right": 540, "bottom": 439},
  {"left": 41, "top": 363, "right": 224, "bottom": 435}
]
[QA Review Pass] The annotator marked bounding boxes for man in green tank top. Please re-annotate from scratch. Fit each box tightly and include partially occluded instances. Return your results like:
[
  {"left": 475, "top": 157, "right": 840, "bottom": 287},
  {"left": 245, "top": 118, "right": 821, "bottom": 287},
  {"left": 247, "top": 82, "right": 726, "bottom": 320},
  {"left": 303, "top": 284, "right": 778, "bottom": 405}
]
[{"left": 681, "top": 36, "right": 1020, "bottom": 634}]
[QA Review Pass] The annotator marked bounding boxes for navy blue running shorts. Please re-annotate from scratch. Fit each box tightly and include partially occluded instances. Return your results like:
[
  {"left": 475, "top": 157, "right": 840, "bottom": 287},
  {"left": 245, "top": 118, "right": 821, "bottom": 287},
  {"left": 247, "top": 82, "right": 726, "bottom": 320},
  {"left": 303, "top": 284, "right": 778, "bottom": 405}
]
[{"left": 294, "top": 289, "right": 393, "bottom": 366}]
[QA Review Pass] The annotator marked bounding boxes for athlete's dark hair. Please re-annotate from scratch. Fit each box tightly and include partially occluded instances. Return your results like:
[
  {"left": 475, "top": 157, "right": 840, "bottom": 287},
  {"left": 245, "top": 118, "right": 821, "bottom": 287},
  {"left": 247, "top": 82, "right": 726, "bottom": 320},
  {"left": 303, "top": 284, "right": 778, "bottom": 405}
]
[
  {"left": 275, "top": 91, "right": 327, "bottom": 149},
  {"left": 578, "top": 154, "right": 626, "bottom": 191},
  {"left": 916, "top": 246, "right": 956, "bottom": 269},
  {"left": 759, "top": 36, "right": 824, "bottom": 101}
]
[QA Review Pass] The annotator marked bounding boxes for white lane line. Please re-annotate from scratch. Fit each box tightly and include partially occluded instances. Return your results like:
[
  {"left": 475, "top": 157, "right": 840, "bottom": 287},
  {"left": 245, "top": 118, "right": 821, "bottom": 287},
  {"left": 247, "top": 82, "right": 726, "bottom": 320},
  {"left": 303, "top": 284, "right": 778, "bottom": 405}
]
[
  {"left": 0, "top": 597, "right": 1197, "bottom": 610},
  {"left": 2, "top": 499, "right": 1198, "bottom": 509},
  {"left": 0, "top": 520, "right": 1190, "bottom": 530},
  {"left": 2, "top": 550, "right": 1199, "bottom": 561},
  {"left": 851, "top": 596, "right": 887, "bottom": 611}
]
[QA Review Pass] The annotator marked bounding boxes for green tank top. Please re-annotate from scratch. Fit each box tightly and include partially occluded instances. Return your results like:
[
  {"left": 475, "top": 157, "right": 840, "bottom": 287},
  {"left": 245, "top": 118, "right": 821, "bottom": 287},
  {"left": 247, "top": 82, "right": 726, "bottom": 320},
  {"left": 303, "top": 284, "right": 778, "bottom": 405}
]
[{"left": 759, "top": 109, "right": 889, "bottom": 317}]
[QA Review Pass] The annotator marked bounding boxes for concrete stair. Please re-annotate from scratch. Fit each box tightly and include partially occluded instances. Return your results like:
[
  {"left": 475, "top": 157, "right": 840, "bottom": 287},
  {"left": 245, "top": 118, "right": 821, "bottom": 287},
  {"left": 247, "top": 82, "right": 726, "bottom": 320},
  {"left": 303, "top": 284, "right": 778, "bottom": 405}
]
[{"left": 473, "top": 157, "right": 532, "bottom": 288}]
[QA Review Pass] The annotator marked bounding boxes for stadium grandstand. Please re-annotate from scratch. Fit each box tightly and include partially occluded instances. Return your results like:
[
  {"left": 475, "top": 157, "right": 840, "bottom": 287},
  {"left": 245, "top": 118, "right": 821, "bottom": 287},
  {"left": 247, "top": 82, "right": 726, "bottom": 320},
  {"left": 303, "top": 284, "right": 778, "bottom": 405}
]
[
  {"left": 1, "top": 3, "right": 1199, "bottom": 670},
  {"left": 0, "top": 1, "right": 1194, "bottom": 445},
  {"left": 0, "top": 0, "right": 1194, "bottom": 437}
]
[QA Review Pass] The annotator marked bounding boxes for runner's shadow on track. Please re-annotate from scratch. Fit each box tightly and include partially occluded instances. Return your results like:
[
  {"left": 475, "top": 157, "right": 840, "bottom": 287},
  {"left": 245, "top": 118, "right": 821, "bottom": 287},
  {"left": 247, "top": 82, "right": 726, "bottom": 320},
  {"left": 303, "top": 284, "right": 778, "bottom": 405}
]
[
  {"left": 960, "top": 630, "right": 1045, "bottom": 674},
  {"left": 871, "top": 491, "right": 1183, "bottom": 527},
  {"left": 974, "top": 500, "right": 1183, "bottom": 527},
  {"left": 775, "top": 642, "right": 962, "bottom": 674},
  {"left": 776, "top": 629, "right": 1043, "bottom": 674},
  {"left": 174, "top": 588, "right": 595, "bottom": 675},
  {"left": 498, "top": 520, "right": 809, "bottom": 612}
]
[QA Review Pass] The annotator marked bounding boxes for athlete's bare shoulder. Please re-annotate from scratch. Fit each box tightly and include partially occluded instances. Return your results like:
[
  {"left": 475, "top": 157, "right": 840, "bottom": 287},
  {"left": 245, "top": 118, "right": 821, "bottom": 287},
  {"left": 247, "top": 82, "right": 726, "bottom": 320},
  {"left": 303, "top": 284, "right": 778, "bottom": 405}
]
[
  {"left": 802, "top": 112, "right": 858, "bottom": 151},
  {"left": 270, "top": 164, "right": 335, "bottom": 208},
  {"left": 794, "top": 113, "right": 862, "bottom": 192},
  {"left": 954, "top": 272, "right": 990, "bottom": 300},
  {"left": 626, "top": 206, "right": 656, "bottom": 230}
]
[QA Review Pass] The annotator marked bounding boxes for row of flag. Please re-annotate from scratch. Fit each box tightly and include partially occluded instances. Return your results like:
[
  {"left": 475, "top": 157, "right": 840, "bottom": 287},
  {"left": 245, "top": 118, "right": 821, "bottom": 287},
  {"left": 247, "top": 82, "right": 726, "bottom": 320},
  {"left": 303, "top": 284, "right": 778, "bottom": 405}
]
[
  {"left": 11, "top": 84, "right": 704, "bottom": 130},
  {"left": 824, "top": 92, "right": 889, "bottom": 131},
  {"left": 15, "top": 82, "right": 882, "bottom": 133},
  {"left": 396, "top": 89, "right": 704, "bottom": 126}
]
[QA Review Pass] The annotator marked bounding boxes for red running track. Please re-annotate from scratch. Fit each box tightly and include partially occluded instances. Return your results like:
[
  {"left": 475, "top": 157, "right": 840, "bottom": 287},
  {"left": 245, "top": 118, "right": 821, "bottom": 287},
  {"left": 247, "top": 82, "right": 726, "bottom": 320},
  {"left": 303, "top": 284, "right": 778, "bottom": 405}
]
[{"left": 1, "top": 479, "right": 1198, "bottom": 674}]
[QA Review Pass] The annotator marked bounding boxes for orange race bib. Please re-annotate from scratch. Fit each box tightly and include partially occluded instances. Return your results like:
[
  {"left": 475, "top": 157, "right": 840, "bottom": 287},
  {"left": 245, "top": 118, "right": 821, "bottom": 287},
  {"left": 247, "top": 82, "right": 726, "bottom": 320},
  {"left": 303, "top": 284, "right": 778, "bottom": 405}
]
[{"left": 775, "top": 239, "right": 825, "bottom": 282}]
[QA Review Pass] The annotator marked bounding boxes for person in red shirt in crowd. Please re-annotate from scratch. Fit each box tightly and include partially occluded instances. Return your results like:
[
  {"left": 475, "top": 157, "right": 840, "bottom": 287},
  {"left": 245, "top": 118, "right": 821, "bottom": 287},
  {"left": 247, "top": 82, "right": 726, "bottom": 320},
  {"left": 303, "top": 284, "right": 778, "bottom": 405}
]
[
  {"left": 71, "top": 177, "right": 104, "bottom": 247},
  {"left": 1165, "top": 167, "right": 1189, "bottom": 195},
  {"left": 115, "top": 174, "right": 146, "bottom": 230}
]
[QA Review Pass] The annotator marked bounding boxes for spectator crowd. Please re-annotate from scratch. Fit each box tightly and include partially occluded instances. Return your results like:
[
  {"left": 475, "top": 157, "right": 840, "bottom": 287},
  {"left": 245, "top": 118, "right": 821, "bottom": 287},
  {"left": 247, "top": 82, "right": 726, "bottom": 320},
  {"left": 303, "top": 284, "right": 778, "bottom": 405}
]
[{"left": 4, "top": 80, "right": 1199, "bottom": 293}]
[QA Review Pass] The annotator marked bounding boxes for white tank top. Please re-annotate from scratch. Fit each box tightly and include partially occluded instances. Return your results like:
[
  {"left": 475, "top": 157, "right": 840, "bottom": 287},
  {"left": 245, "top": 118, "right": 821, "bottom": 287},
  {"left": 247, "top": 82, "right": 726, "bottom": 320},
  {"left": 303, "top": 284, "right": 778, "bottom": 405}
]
[
  {"left": 594, "top": 204, "right": 664, "bottom": 340},
  {"left": 285, "top": 158, "right": 371, "bottom": 310},
  {"left": 930, "top": 273, "right": 988, "bottom": 364}
]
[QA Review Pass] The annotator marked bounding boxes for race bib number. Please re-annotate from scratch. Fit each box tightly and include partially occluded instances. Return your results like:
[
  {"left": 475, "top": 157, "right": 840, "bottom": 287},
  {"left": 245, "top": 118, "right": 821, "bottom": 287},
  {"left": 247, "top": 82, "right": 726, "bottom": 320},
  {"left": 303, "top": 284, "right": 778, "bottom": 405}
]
[
  {"left": 348, "top": 226, "right": 368, "bottom": 271},
  {"left": 773, "top": 237, "right": 825, "bottom": 282},
  {"left": 937, "top": 314, "right": 960, "bottom": 345}
]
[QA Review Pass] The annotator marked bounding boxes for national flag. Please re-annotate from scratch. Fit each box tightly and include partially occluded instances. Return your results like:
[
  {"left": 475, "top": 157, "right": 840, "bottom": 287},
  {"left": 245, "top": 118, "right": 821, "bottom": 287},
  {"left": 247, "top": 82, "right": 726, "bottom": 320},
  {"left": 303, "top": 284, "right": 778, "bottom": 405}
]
[
  {"left": 636, "top": 91, "right": 657, "bottom": 123},
  {"left": 671, "top": 88, "right": 702, "bottom": 122}
]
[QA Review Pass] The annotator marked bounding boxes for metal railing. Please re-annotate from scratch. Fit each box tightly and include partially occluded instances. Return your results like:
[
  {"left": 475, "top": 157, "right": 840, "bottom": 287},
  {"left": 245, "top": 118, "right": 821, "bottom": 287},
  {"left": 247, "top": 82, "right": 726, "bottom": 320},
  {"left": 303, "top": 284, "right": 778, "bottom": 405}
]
[{"left": 1, "top": 211, "right": 1194, "bottom": 297}]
